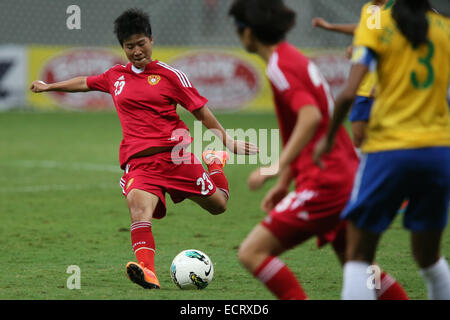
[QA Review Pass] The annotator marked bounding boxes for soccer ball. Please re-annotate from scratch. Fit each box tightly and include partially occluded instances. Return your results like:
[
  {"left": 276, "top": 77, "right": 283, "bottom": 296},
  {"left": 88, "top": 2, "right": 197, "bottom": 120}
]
[{"left": 170, "top": 249, "right": 214, "bottom": 290}]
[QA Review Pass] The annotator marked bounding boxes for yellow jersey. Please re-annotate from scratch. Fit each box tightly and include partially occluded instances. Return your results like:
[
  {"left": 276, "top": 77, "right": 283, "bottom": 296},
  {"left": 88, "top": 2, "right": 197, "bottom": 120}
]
[{"left": 353, "top": 10, "right": 450, "bottom": 153}]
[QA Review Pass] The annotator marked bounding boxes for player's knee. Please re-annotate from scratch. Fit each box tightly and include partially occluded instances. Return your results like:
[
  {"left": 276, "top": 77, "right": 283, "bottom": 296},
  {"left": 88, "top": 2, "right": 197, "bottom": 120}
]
[
  {"left": 207, "top": 196, "right": 227, "bottom": 215},
  {"left": 127, "top": 193, "right": 154, "bottom": 221},
  {"left": 238, "top": 243, "right": 268, "bottom": 273},
  {"left": 237, "top": 238, "right": 262, "bottom": 269},
  {"left": 208, "top": 201, "right": 227, "bottom": 215},
  {"left": 237, "top": 244, "right": 251, "bottom": 268},
  {"left": 129, "top": 206, "right": 152, "bottom": 222},
  {"left": 127, "top": 189, "right": 160, "bottom": 221}
]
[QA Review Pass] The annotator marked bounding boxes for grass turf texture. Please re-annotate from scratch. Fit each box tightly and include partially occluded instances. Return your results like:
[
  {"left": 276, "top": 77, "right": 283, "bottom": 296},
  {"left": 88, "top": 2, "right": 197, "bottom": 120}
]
[{"left": 0, "top": 110, "right": 449, "bottom": 300}]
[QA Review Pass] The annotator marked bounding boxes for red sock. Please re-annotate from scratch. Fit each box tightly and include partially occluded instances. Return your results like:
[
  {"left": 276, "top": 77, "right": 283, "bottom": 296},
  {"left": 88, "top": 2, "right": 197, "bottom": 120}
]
[
  {"left": 377, "top": 272, "right": 409, "bottom": 300},
  {"left": 207, "top": 163, "right": 229, "bottom": 198},
  {"left": 130, "top": 221, "right": 156, "bottom": 273},
  {"left": 254, "top": 256, "right": 307, "bottom": 300}
]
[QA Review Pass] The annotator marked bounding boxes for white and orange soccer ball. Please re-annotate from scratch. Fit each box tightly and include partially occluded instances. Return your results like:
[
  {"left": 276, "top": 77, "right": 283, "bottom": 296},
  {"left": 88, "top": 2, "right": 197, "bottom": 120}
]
[{"left": 170, "top": 249, "right": 214, "bottom": 290}]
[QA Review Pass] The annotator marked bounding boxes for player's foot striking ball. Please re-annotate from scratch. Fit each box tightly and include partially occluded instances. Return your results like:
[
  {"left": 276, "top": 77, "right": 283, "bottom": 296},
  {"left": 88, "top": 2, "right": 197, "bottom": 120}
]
[{"left": 126, "top": 262, "right": 161, "bottom": 289}]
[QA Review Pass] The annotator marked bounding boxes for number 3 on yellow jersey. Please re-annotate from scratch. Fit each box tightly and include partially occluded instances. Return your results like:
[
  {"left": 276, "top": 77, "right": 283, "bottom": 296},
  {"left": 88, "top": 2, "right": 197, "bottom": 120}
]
[{"left": 411, "top": 40, "right": 435, "bottom": 90}]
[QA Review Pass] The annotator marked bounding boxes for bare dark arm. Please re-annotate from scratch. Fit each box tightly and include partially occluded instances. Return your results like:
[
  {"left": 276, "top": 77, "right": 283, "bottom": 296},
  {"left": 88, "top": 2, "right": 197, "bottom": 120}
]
[{"left": 192, "top": 106, "right": 258, "bottom": 155}]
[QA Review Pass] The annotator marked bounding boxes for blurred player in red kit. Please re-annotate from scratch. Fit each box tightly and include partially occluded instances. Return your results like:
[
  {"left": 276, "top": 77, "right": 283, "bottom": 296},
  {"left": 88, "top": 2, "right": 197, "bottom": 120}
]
[
  {"left": 30, "top": 8, "right": 257, "bottom": 289},
  {"left": 229, "top": 0, "right": 408, "bottom": 300}
]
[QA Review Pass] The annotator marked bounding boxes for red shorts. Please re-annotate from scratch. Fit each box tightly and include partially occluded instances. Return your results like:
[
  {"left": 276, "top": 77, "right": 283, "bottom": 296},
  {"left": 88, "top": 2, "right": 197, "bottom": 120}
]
[
  {"left": 120, "top": 151, "right": 216, "bottom": 219},
  {"left": 261, "top": 186, "right": 349, "bottom": 252}
]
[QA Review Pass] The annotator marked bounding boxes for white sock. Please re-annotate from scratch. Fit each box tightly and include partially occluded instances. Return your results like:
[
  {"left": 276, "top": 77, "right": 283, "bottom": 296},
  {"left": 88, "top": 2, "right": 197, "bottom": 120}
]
[
  {"left": 342, "top": 261, "right": 377, "bottom": 300},
  {"left": 419, "top": 257, "right": 450, "bottom": 300}
]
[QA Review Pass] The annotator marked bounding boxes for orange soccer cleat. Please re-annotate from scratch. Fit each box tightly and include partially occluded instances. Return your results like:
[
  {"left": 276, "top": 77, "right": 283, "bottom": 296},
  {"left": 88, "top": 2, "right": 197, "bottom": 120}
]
[
  {"left": 126, "top": 261, "right": 160, "bottom": 289},
  {"left": 202, "top": 150, "right": 230, "bottom": 168}
]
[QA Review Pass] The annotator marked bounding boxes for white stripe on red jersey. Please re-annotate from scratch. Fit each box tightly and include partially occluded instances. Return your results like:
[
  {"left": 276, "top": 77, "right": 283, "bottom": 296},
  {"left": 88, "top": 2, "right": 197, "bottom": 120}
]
[
  {"left": 266, "top": 52, "right": 290, "bottom": 92},
  {"left": 157, "top": 61, "right": 192, "bottom": 88}
]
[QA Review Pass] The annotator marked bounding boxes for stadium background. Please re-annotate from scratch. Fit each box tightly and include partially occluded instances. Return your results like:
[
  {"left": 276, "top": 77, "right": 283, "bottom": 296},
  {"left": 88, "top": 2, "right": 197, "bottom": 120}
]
[
  {"left": 1, "top": 0, "right": 447, "bottom": 112},
  {"left": 0, "top": 0, "right": 449, "bottom": 300}
]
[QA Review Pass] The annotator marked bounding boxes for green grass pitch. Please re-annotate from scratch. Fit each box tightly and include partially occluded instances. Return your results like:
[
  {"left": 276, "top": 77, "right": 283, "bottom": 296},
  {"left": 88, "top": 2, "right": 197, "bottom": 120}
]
[{"left": 0, "top": 110, "right": 448, "bottom": 300}]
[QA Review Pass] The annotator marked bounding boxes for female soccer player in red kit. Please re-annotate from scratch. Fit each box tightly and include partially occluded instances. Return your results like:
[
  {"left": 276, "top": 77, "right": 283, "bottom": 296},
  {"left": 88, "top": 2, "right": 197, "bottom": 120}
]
[
  {"left": 229, "top": 0, "right": 408, "bottom": 300},
  {"left": 30, "top": 8, "right": 257, "bottom": 289}
]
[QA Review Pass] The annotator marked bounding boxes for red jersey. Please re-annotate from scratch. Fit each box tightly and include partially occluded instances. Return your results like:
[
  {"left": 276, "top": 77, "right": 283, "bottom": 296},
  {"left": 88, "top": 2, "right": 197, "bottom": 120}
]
[
  {"left": 86, "top": 60, "right": 207, "bottom": 169},
  {"left": 266, "top": 42, "right": 358, "bottom": 189}
]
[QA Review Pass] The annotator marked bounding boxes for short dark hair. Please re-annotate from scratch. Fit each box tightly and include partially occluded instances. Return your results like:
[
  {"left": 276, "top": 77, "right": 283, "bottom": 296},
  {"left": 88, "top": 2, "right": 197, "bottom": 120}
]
[
  {"left": 392, "top": 0, "right": 431, "bottom": 48},
  {"left": 114, "top": 8, "right": 152, "bottom": 46},
  {"left": 228, "top": 0, "right": 296, "bottom": 45}
]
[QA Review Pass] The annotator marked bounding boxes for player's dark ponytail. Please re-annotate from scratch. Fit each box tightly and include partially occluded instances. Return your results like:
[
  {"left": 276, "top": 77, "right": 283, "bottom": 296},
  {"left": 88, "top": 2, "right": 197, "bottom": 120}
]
[
  {"left": 229, "top": 0, "right": 296, "bottom": 45},
  {"left": 392, "top": 0, "right": 432, "bottom": 48}
]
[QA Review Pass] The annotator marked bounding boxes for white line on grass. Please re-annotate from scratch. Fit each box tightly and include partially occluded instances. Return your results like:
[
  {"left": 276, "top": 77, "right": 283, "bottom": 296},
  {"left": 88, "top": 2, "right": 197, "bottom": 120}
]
[
  {"left": 0, "top": 183, "right": 118, "bottom": 193},
  {"left": 0, "top": 160, "right": 121, "bottom": 173}
]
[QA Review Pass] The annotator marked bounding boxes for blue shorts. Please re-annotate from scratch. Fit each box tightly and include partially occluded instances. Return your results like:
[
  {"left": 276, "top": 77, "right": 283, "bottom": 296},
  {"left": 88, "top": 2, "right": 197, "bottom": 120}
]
[
  {"left": 341, "top": 147, "right": 450, "bottom": 233},
  {"left": 349, "top": 96, "right": 374, "bottom": 122}
]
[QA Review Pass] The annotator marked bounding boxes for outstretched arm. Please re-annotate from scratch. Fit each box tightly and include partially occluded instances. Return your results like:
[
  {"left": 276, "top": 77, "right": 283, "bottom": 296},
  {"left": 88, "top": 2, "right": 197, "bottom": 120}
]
[
  {"left": 192, "top": 105, "right": 258, "bottom": 155},
  {"left": 248, "top": 105, "right": 322, "bottom": 190},
  {"left": 272, "top": 105, "right": 321, "bottom": 175},
  {"left": 312, "top": 17, "right": 357, "bottom": 36},
  {"left": 30, "top": 76, "right": 91, "bottom": 93}
]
